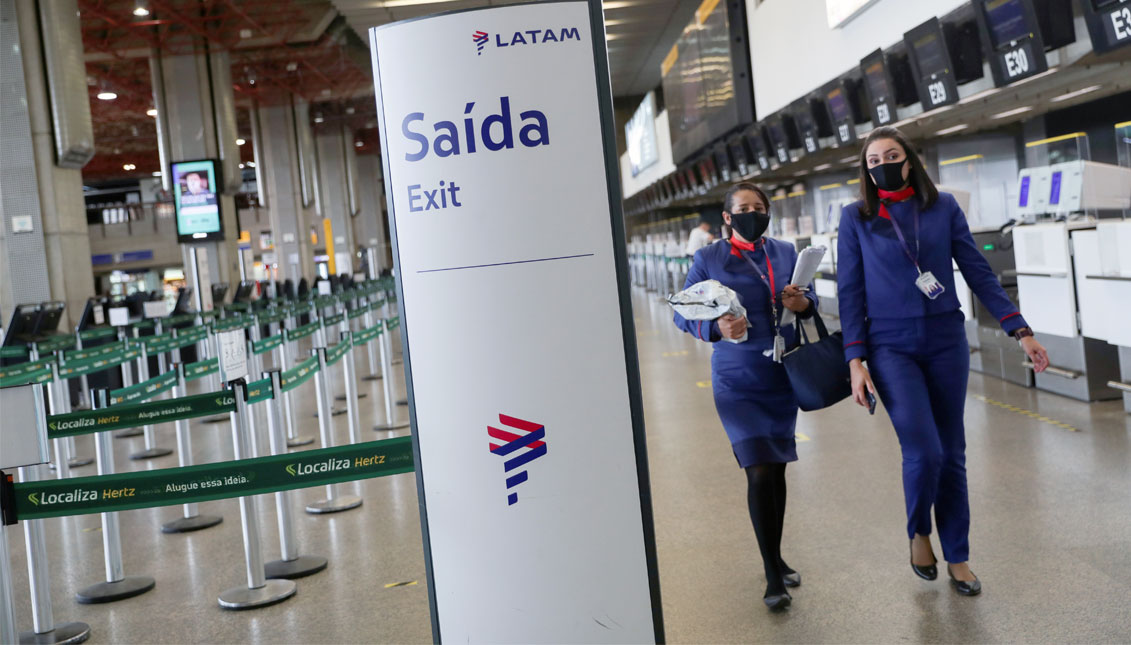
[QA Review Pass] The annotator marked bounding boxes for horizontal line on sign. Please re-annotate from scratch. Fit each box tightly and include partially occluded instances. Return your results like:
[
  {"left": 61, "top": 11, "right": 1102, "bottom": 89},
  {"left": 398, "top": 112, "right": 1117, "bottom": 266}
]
[{"left": 417, "top": 253, "right": 595, "bottom": 274}]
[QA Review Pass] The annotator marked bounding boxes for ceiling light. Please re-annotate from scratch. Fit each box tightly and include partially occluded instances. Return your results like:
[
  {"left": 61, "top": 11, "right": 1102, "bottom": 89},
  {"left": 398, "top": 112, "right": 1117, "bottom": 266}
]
[
  {"left": 239, "top": 163, "right": 245, "bottom": 169},
  {"left": 236, "top": 138, "right": 246, "bottom": 145},
  {"left": 122, "top": 163, "right": 136, "bottom": 171},
  {"left": 355, "top": 141, "right": 364, "bottom": 147},
  {"left": 97, "top": 91, "right": 117, "bottom": 101},
  {"left": 239, "top": 28, "right": 253, "bottom": 39},
  {"left": 1050, "top": 85, "right": 1102, "bottom": 103},
  {"left": 146, "top": 108, "right": 157, "bottom": 117},
  {"left": 346, "top": 107, "right": 355, "bottom": 115},
  {"left": 992, "top": 106, "right": 1033, "bottom": 119},
  {"left": 313, "top": 114, "right": 324, "bottom": 123},
  {"left": 321, "top": 89, "right": 332, "bottom": 96},
  {"left": 151, "top": 171, "right": 162, "bottom": 177},
  {"left": 132, "top": 0, "right": 149, "bottom": 17},
  {"left": 936, "top": 123, "right": 970, "bottom": 135},
  {"left": 286, "top": 61, "right": 298, "bottom": 72},
  {"left": 246, "top": 161, "right": 255, "bottom": 167}
]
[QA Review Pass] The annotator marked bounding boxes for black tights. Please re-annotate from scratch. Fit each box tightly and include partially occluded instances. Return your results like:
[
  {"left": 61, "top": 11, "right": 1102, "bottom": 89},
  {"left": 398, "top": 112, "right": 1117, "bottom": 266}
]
[{"left": 745, "top": 462, "right": 792, "bottom": 596}]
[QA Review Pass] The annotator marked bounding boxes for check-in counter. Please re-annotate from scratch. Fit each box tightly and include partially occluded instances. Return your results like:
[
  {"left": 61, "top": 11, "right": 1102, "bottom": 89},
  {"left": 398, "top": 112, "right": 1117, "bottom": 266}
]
[
  {"left": 1012, "top": 221, "right": 1121, "bottom": 401},
  {"left": 1080, "top": 220, "right": 1131, "bottom": 412}
]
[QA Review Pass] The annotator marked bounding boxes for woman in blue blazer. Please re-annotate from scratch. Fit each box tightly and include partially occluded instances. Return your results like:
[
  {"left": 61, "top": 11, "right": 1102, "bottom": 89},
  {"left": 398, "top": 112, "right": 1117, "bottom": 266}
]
[
  {"left": 673, "top": 182, "right": 817, "bottom": 611},
  {"left": 837, "top": 126, "right": 1050, "bottom": 596}
]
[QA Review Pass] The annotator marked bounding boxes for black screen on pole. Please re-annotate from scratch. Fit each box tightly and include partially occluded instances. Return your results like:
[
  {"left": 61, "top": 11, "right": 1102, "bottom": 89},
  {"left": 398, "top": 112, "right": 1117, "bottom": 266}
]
[{"left": 985, "top": 0, "right": 1031, "bottom": 47}]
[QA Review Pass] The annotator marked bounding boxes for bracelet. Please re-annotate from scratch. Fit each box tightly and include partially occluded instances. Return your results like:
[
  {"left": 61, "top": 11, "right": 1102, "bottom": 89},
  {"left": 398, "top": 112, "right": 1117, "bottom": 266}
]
[{"left": 1013, "top": 326, "right": 1034, "bottom": 340}]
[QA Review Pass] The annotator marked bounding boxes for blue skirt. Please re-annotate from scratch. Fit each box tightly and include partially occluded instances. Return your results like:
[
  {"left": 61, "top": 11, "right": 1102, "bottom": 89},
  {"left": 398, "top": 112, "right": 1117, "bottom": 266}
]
[{"left": 711, "top": 343, "right": 799, "bottom": 467}]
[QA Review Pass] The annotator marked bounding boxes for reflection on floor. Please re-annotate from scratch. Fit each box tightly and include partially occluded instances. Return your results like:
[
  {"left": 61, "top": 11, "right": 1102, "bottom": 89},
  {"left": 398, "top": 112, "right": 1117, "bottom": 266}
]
[{"left": 6, "top": 291, "right": 1130, "bottom": 643}]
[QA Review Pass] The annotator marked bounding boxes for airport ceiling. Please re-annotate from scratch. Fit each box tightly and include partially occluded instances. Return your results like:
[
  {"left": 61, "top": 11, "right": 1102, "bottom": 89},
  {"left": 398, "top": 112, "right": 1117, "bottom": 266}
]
[{"left": 78, "top": 0, "right": 696, "bottom": 182}]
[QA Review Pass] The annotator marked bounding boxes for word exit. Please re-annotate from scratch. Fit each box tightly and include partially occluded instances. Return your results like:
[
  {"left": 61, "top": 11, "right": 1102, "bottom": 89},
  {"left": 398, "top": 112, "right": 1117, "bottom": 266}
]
[{"left": 408, "top": 181, "right": 462, "bottom": 212}]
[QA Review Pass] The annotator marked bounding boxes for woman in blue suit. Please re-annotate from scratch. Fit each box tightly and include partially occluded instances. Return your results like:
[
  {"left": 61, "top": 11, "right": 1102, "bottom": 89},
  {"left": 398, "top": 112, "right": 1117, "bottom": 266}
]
[
  {"left": 837, "top": 126, "right": 1050, "bottom": 596},
  {"left": 673, "top": 182, "right": 817, "bottom": 611}
]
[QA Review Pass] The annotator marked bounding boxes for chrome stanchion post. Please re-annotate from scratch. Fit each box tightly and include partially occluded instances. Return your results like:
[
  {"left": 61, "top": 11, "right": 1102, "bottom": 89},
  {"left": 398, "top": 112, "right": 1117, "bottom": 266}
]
[
  {"left": 262, "top": 371, "right": 328, "bottom": 580},
  {"left": 361, "top": 301, "right": 380, "bottom": 381},
  {"left": 14, "top": 383, "right": 92, "bottom": 644},
  {"left": 130, "top": 336, "right": 172, "bottom": 460},
  {"left": 161, "top": 364, "right": 223, "bottom": 534},
  {"left": 1, "top": 515, "right": 16, "bottom": 645},
  {"left": 305, "top": 347, "right": 362, "bottom": 514},
  {"left": 51, "top": 351, "right": 92, "bottom": 470},
  {"left": 341, "top": 332, "right": 361, "bottom": 445},
  {"left": 218, "top": 381, "right": 297, "bottom": 609},
  {"left": 114, "top": 329, "right": 142, "bottom": 438},
  {"left": 75, "top": 390, "right": 156, "bottom": 604},
  {"left": 374, "top": 320, "right": 408, "bottom": 432},
  {"left": 277, "top": 328, "right": 313, "bottom": 447},
  {"left": 45, "top": 361, "right": 70, "bottom": 480}
]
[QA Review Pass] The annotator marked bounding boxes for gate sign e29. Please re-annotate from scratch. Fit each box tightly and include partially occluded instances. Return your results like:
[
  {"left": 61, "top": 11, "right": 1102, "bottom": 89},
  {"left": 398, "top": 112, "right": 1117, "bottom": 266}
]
[{"left": 369, "top": 2, "right": 661, "bottom": 642}]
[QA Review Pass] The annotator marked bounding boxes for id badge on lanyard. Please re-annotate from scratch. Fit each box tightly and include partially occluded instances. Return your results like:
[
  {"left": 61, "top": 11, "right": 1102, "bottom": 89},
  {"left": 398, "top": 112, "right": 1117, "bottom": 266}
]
[
  {"left": 888, "top": 208, "right": 945, "bottom": 301},
  {"left": 739, "top": 249, "right": 786, "bottom": 362}
]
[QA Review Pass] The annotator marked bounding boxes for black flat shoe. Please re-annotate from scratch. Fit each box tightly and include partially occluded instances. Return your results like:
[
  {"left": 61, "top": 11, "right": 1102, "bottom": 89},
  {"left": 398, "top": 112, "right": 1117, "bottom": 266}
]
[
  {"left": 782, "top": 571, "right": 801, "bottom": 588},
  {"left": 910, "top": 540, "right": 938, "bottom": 581},
  {"left": 763, "top": 591, "right": 792, "bottom": 611},
  {"left": 947, "top": 566, "right": 982, "bottom": 596}
]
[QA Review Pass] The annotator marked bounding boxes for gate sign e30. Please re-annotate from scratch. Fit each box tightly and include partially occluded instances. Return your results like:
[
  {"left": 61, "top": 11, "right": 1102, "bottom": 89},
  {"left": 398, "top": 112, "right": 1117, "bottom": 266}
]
[{"left": 369, "top": 2, "right": 662, "bottom": 642}]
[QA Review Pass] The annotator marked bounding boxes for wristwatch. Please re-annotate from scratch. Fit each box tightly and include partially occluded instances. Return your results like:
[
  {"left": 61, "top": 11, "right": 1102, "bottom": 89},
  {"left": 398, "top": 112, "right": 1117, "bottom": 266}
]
[{"left": 1012, "top": 326, "right": 1034, "bottom": 341}]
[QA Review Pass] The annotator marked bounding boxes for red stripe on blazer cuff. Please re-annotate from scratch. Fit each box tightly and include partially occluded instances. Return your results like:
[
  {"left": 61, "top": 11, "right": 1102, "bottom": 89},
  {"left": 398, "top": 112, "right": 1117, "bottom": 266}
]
[
  {"left": 696, "top": 321, "right": 703, "bottom": 340},
  {"left": 1000, "top": 312, "right": 1021, "bottom": 322},
  {"left": 844, "top": 340, "right": 864, "bottom": 348}
]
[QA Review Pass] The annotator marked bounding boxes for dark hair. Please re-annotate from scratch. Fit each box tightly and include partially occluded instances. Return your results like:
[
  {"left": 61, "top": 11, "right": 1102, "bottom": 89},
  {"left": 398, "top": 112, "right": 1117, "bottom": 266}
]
[
  {"left": 857, "top": 126, "right": 938, "bottom": 219},
  {"left": 722, "top": 182, "right": 771, "bottom": 216}
]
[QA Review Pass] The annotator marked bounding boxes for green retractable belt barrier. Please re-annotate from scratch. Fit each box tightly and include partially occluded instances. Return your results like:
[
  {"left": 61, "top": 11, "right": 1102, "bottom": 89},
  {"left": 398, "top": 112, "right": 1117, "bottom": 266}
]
[
  {"left": 257, "top": 309, "right": 288, "bottom": 326},
  {"left": 322, "top": 312, "right": 345, "bottom": 327},
  {"left": 176, "top": 327, "right": 210, "bottom": 346},
  {"left": 0, "top": 345, "right": 29, "bottom": 359},
  {"left": 371, "top": 298, "right": 386, "bottom": 310},
  {"left": 287, "top": 320, "right": 320, "bottom": 342},
  {"left": 199, "top": 310, "right": 220, "bottom": 320},
  {"left": 315, "top": 295, "right": 337, "bottom": 309},
  {"left": 109, "top": 370, "right": 179, "bottom": 405},
  {"left": 65, "top": 340, "right": 127, "bottom": 362},
  {"left": 11, "top": 436, "right": 414, "bottom": 520},
  {"left": 291, "top": 302, "right": 312, "bottom": 316},
  {"left": 183, "top": 357, "right": 219, "bottom": 382},
  {"left": 348, "top": 306, "right": 368, "bottom": 321},
  {"left": 36, "top": 335, "right": 76, "bottom": 354},
  {"left": 0, "top": 357, "right": 55, "bottom": 381},
  {"left": 46, "top": 390, "right": 237, "bottom": 439},
  {"left": 354, "top": 323, "right": 382, "bottom": 345},
  {"left": 280, "top": 355, "right": 319, "bottom": 393},
  {"left": 252, "top": 334, "right": 284, "bottom": 355},
  {"left": 56, "top": 347, "right": 141, "bottom": 380},
  {"left": 213, "top": 315, "right": 253, "bottom": 333},
  {"left": 325, "top": 336, "right": 352, "bottom": 366},
  {"left": 387, "top": 316, "right": 400, "bottom": 330},
  {"left": 132, "top": 319, "right": 156, "bottom": 331},
  {"left": 165, "top": 313, "right": 197, "bottom": 326},
  {"left": 144, "top": 333, "right": 184, "bottom": 355},
  {"left": 78, "top": 327, "right": 118, "bottom": 342},
  {"left": 0, "top": 365, "right": 54, "bottom": 388},
  {"left": 225, "top": 302, "right": 250, "bottom": 312},
  {"left": 246, "top": 377, "right": 273, "bottom": 404}
]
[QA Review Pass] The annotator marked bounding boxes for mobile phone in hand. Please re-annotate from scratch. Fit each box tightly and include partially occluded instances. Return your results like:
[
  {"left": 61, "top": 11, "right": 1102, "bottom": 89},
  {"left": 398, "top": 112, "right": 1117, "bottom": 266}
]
[{"left": 866, "top": 391, "right": 877, "bottom": 415}]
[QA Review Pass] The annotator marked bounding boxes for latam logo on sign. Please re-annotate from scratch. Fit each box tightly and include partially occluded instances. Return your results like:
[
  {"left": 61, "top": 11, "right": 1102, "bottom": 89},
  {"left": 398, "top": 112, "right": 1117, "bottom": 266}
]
[
  {"left": 471, "top": 27, "right": 581, "bottom": 56},
  {"left": 488, "top": 414, "right": 547, "bottom": 506}
]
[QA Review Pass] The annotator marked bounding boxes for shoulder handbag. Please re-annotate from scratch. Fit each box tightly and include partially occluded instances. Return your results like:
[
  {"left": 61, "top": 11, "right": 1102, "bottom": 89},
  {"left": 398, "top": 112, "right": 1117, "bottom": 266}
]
[{"left": 781, "top": 310, "right": 852, "bottom": 411}]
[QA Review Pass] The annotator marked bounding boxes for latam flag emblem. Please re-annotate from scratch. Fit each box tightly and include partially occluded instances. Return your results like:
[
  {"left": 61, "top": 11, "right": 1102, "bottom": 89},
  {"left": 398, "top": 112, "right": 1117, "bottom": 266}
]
[
  {"left": 472, "top": 30, "right": 489, "bottom": 55},
  {"left": 488, "top": 414, "right": 547, "bottom": 506}
]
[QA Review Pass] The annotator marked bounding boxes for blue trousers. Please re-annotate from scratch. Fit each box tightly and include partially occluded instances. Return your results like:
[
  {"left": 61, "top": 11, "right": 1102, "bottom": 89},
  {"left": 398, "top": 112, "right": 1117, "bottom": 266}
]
[{"left": 868, "top": 312, "right": 971, "bottom": 563}]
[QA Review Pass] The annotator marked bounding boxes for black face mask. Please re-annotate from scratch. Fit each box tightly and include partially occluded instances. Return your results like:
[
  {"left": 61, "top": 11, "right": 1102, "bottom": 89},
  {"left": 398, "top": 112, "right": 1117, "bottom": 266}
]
[
  {"left": 868, "top": 160, "right": 909, "bottom": 192},
  {"left": 728, "top": 210, "right": 770, "bottom": 242}
]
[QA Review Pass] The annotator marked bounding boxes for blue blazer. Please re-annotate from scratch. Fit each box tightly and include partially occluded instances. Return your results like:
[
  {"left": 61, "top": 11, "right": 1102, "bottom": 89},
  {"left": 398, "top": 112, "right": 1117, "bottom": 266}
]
[
  {"left": 836, "top": 191, "right": 1026, "bottom": 363},
  {"left": 673, "top": 238, "right": 818, "bottom": 350}
]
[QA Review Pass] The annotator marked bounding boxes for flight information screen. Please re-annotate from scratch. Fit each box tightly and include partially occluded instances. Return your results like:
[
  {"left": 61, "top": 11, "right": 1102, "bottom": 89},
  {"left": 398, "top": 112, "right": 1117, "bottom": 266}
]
[{"left": 172, "top": 159, "right": 224, "bottom": 242}]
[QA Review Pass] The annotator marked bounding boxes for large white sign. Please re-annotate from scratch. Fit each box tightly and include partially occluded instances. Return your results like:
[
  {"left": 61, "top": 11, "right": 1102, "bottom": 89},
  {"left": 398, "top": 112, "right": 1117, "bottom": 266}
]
[{"left": 370, "top": 2, "right": 660, "bottom": 642}]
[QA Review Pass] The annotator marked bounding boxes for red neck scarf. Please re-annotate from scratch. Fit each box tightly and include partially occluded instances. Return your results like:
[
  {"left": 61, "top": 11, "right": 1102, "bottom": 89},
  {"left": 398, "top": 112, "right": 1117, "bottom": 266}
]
[
  {"left": 728, "top": 235, "right": 765, "bottom": 257},
  {"left": 876, "top": 185, "right": 916, "bottom": 220}
]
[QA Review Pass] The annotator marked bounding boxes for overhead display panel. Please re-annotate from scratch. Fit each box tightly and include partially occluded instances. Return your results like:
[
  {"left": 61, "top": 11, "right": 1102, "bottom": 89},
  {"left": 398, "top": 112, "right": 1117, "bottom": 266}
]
[
  {"left": 765, "top": 116, "right": 795, "bottom": 166},
  {"left": 746, "top": 125, "right": 772, "bottom": 171},
  {"left": 660, "top": 0, "right": 754, "bottom": 163},
  {"left": 727, "top": 134, "right": 753, "bottom": 177},
  {"left": 826, "top": 82, "right": 858, "bottom": 145},
  {"left": 1082, "top": 0, "right": 1131, "bottom": 53},
  {"left": 172, "top": 159, "right": 224, "bottom": 243},
  {"left": 860, "top": 48, "right": 897, "bottom": 126},
  {"left": 904, "top": 17, "right": 960, "bottom": 111},
  {"left": 626, "top": 91, "right": 660, "bottom": 177},
  {"left": 973, "top": 0, "right": 1049, "bottom": 86},
  {"left": 792, "top": 99, "right": 822, "bottom": 155}
]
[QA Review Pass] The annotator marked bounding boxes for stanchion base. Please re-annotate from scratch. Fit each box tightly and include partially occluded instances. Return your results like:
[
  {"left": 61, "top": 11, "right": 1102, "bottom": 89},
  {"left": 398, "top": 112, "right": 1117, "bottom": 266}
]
[
  {"left": 75, "top": 575, "right": 155, "bottom": 604},
  {"left": 68, "top": 456, "right": 95, "bottom": 468},
  {"left": 114, "top": 429, "right": 143, "bottom": 438},
  {"left": 18, "top": 622, "right": 91, "bottom": 645},
  {"left": 305, "top": 495, "right": 362, "bottom": 514},
  {"left": 286, "top": 435, "right": 316, "bottom": 447},
  {"left": 392, "top": 359, "right": 403, "bottom": 365},
  {"left": 264, "top": 554, "right": 328, "bottom": 580},
  {"left": 129, "top": 447, "right": 174, "bottom": 461},
  {"left": 218, "top": 579, "right": 296, "bottom": 610},
  {"left": 162, "top": 514, "right": 223, "bottom": 533},
  {"left": 312, "top": 408, "right": 347, "bottom": 418},
  {"left": 335, "top": 392, "right": 368, "bottom": 400},
  {"left": 396, "top": 399, "right": 408, "bottom": 406},
  {"left": 373, "top": 422, "right": 410, "bottom": 431},
  {"left": 201, "top": 416, "right": 229, "bottom": 424},
  {"left": 361, "top": 375, "right": 382, "bottom": 381}
]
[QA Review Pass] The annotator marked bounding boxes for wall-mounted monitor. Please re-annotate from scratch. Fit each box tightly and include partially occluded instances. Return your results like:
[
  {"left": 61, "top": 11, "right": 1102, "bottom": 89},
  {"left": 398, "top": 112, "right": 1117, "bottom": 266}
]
[
  {"left": 660, "top": 0, "right": 754, "bottom": 163},
  {"left": 792, "top": 100, "right": 822, "bottom": 155},
  {"left": 764, "top": 116, "right": 798, "bottom": 166},
  {"left": 745, "top": 125, "right": 773, "bottom": 171},
  {"left": 713, "top": 143, "right": 734, "bottom": 183},
  {"left": 1033, "top": 0, "right": 1076, "bottom": 49},
  {"left": 727, "top": 135, "right": 753, "bottom": 177},
  {"left": 974, "top": 0, "right": 1050, "bottom": 86},
  {"left": 904, "top": 17, "right": 960, "bottom": 111},
  {"left": 1082, "top": 0, "right": 1131, "bottom": 53},
  {"left": 943, "top": 11, "right": 986, "bottom": 84},
  {"left": 172, "top": 159, "right": 225, "bottom": 243},
  {"left": 625, "top": 91, "right": 660, "bottom": 177},
  {"left": 860, "top": 49, "right": 897, "bottom": 125}
]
